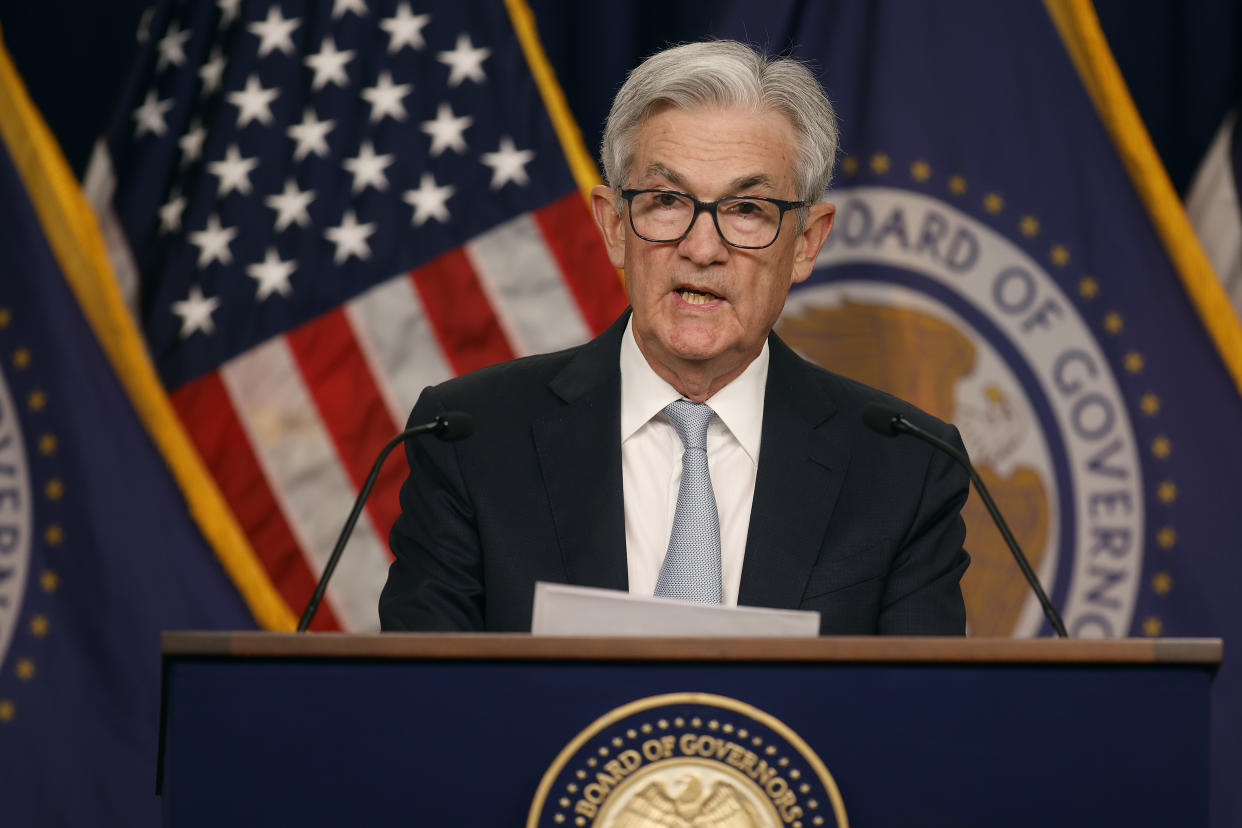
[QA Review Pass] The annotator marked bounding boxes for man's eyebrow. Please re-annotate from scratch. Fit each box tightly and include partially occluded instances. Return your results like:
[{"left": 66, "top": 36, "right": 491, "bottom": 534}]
[
  {"left": 729, "top": 174, "right": 775, "bottom": 193},
  {"left": 644, "top": 163, "right": 685, "bottom": 189}
]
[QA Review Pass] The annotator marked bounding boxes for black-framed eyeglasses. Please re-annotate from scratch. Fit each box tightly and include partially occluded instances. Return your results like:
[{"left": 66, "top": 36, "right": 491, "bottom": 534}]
[{"left": 619, "top": 188, "right": 809, "bottom": 250}]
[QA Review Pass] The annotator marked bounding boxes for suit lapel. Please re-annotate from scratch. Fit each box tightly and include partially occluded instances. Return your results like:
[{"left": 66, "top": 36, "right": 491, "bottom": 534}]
[
  {"left": 531, "top": 314, "right": 630, "bottom": 591},
  {"left": 738, "top": 336, "right": 851, "bottom": 610}
]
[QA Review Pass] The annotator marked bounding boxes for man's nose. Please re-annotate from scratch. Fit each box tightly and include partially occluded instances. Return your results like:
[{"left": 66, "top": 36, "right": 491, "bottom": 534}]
[{"left": 677, "top": 208, "right": 728, "bottom": 264}]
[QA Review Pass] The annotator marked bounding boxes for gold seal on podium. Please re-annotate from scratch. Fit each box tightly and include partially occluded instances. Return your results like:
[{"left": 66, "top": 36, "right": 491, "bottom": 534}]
[{"left": 527, "top": 692, "right": 849, "bottom": 828}]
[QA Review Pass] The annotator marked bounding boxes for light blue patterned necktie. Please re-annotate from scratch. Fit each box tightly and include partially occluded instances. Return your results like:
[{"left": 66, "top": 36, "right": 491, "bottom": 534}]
[{"left": 654, "top": 400, "right": 722, "bottom": 603}]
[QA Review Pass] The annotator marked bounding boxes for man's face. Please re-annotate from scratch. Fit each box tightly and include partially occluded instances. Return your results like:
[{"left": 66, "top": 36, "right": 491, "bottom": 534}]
[{"left": 592, "top": 105, "right": 835, "bottom": 395}]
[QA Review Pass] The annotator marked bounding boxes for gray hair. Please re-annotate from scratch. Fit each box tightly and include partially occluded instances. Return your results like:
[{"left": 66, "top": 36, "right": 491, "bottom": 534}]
[{"left": 600, "top": 40, "right": 839, "bottom": 208}]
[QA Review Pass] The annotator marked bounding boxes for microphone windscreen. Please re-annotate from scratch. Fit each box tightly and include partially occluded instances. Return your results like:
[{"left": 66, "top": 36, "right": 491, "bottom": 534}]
[
  {"left": 436, "top": 411, "right": 475, "bottom": 441},
  {"left": 861, "top": 402, "right": 902, "bottom": 437}
]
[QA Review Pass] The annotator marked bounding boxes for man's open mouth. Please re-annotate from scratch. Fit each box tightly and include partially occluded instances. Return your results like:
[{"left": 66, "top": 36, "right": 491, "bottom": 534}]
[{"left": 676, "top": 287, "right": 721, "bottom": 305}]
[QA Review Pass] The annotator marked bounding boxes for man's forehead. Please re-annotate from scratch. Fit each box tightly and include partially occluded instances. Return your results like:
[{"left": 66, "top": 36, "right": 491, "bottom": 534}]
[
  {"left": 642, "top": 162, "right": 777, "bottom": 194},
  {"left": 628, "top": 104, "right": 798, "bottom": 193}
]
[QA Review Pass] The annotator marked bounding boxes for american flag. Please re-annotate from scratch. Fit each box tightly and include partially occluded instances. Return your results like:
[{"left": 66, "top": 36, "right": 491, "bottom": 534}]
[{"left": 85, "top": 0, "right": 626, "bottom": 631}]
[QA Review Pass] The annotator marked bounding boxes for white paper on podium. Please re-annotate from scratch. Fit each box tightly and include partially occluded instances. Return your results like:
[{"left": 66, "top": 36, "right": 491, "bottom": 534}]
[{"left": 530, "top": 582, "right": 820, "bottom": 637}]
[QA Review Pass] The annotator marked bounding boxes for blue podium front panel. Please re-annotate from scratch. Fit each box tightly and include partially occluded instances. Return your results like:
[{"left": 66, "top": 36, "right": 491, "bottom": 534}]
[{"left": 160, "top": 642, "right": 1212, "bottom": 827}]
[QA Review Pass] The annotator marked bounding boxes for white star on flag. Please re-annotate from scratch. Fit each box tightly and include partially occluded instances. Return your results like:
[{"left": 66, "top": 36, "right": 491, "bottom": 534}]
[
  {"left": 437, "top": 33, "right": 490, "bottom": 87},
  {"left": 287, "top": 108, "right": 335, "bottom": 161},
  {"left": 332, "top": 0, "right": 368, "bottom": 20},
  {"left": 265, "top": 179, "right": 316, "bottom": 231},
  {"left": 228, "top": 74, "right": 280, "bottom": 127},
  {"left": 216, "top": 0, "right": 240, "bottom": 27},
  {"left": 248, "top": 6, "right": 300, "bottom": 57},
  {"left": 361, "top": 71, "right": 412, "bottom": 123},
  {"left": 157, "top": 21, "right": 192, "bottom": 70},
  {"left": 178, "top": 118, "right": 207, "bottom": 165},
  {"left": 132, "top": 89, "right": 173, "bottom": 137},
  {"left": 171, "top": 284, "right": 221, "bottom": 338},
  {"left": 159, "top": 190, "right": 187, "bottom": 234},
  {"left": 246, "top": 248, "right": 297, "bottom": 300},
  {"left": 481, "top": 136, "right": 535, "bottom": 189},
  {"left": 189, "top": 214, "right": 238, "bottom": 267},
  {"left": 199, "top": 47, "right": 226, "bottom": 95},
  {"left": 403, "top": 173, "right": 455, "bottom": 227},
  {"left": 208, "top": 144, "right": 259, "bottom": 197},
  {"left": 304, "top": 36, "right": 355, "bottom": 91},
  {"left": 381, "top": 3, "right": 431, "bottom": 52},
  {"left": 421, "top": 102, "right": 472, "bottom": 157},
  {"left": 324, "top": 209, "right": 377, "bottom": 263},
  {"left": 343, "top": 141, "right": 395, "bottom": 193}
]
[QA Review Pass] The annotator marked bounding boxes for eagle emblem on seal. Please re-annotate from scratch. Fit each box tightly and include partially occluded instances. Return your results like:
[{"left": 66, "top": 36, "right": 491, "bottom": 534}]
[{"left": 607, "top": 774, "right": 764, "bottom": 828}]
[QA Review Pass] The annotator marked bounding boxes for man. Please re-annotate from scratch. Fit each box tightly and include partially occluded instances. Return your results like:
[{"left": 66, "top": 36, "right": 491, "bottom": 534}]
[{"left": 380, "top": 41, "right": 970, "bottom": 634}]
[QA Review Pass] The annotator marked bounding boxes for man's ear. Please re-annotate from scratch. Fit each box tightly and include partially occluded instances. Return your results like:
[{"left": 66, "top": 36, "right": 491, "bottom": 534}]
[
  {"left": 791, "top": 201, "right": 835, "bottom": 285},
  {"left": 590, "top": 184, "right": 627, "bottom": 270}
]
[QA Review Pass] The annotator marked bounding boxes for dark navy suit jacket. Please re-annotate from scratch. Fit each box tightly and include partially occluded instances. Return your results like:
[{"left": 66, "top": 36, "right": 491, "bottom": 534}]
[{"left": 380, "top": 310, "right": 970, "bottom": 634}]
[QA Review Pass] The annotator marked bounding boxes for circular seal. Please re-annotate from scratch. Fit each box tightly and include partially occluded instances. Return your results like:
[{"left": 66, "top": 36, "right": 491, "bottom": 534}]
[
  {"left": 528, "top": 692, "right": 848, "bottom": 828},
  {"left": 780, "top": 184, "right": 1144, "bottom": 637}
]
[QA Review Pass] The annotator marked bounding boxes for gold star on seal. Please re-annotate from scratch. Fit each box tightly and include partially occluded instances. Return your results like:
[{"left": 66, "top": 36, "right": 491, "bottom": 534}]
[
  {"left": 12, "top": 348, "right": 30, "bottom": 369},
  {"left": 870, "top": 153, "right": 891, "bottom": 174},
  {"left": 30, "top": 614, "right": 49, "bottom": 637},
  {"left": 1124, "top": 352, "right": 1144, "bottom": 373},
  {"left": 1151, "top": 572, "right": 1173, "bottom": 595},
  {"left": 15, "top": 659, "right": 34, "bottom": 681},
  {"left": 1140, "top": 393, "right": 1161, "bottom": 416},
  {"left": 28, "top": 389, "right": 46, "bottom": 412},
  {"left": 1142, "top": 617, "right": 1163, "bottom": 637},
  {"left": 1050, "top": 244, "right": 1070, "bottom": 266},
  {"left": 1157, "top": 480, "right": 1177, "bottom": 504},
  {"left": 1103, "top": 312, "right": 1123, "bottom": 334},
  {"left": 40, "top": 570, "right": 59, "bottom": 593},
  {"left": 910, "top": 160, "right": 931, "bottom": 181},
  {"left": 0, "top": 700, "right": 14, "bottom": 722},
  {"left": 45, "top": 479, "right": 64, "bottom": 501},
  {"left": 983, "top": 192, "right": 1003, "bottom": 213},
  {"left": 948, "top": 175, "right": 967, "bottom": 195},
  {"left": 841, "top": 156, "right": 859, "bottom": 176},
  {"left": 1156, "top": 526, "right": 1176, "bottom": 549},
  {"left": 44, "top": 525, "right": 64, "bottom": 546},
  {"left": 1019, "top": 215, "right": 1040, "bottom": 236},
  {"left": 1079, "top": 277, "right": 1099, "bottom": 298},
  {"left": 1151, "top": 436, "right": 1171, "bottom": 459},
  {"left": 39, "top": 433, "right": 57, "bottom": 455}
]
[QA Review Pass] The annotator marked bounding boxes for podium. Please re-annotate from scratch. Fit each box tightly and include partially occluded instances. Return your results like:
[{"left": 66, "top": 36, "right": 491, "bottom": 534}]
[{"left": 159, "top": 633, "right": 1219, "bottom": 827}]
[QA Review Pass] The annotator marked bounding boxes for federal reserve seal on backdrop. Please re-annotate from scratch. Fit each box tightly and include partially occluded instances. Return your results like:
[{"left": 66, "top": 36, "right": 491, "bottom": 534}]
[
  {"left": 780, "top": 183, "right": 1144, "bottom": 638},
  {"left": 527, "top": 693, "right": 848, "bottom": 828}
]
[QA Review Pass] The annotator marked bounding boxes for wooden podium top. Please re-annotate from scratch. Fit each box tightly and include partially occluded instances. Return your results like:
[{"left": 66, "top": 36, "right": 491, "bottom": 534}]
[{"left": 162, "top": 631, "right": 1222, "bottom": 667}]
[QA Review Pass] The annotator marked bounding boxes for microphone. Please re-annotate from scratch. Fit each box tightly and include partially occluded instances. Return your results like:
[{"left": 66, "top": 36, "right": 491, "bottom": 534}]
[
  {"left": 861, "top": 402, "right": 1068, "bottom": 638},
  {"left": 296, "top": 412, "right": 474, "bottom": 632}
]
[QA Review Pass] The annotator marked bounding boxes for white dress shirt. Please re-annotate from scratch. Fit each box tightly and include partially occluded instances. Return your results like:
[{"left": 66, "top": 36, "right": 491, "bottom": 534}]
[{"left": 620, "top": 317, "right": 767, "bottom": 605}]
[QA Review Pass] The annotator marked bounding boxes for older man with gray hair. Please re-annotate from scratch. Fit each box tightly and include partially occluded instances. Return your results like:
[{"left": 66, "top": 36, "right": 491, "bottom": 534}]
[{"left": 380, "top": 40, "right": 971, "bottom": 634}]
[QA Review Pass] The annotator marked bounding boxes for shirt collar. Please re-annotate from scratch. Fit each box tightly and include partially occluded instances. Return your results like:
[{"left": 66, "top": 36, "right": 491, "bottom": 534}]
[{"left": 619, "top": 316, "right": 768, "bottom": 464}]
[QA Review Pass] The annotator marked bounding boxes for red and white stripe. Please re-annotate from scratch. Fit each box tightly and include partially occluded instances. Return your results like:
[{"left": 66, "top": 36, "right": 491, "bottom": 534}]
[{"left": 90, "top": 169, "right": 627, "bottom": 630}]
